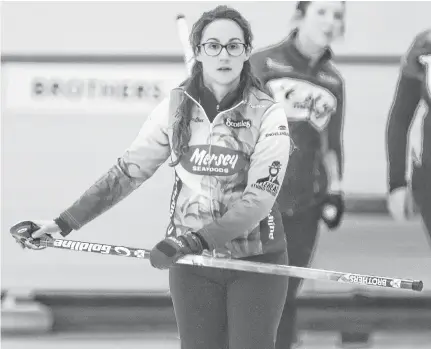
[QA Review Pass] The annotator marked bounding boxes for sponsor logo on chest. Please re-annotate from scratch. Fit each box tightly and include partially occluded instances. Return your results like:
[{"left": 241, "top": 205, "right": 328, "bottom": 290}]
[
  {"left": 181, "top": 145, "right": 248, "bottom": 176},
  {"left": 224, "top": 117, "right": 252, "bottom": 129}
]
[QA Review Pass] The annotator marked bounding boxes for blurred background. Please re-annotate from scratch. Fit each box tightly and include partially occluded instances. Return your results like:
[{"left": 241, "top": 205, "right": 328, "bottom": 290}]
[{"left": 1, "top": 1, "right": 431, "bottom": 348}]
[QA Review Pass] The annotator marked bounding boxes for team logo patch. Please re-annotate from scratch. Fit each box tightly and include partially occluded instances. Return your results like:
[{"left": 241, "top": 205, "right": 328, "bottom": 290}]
[
  {"left": 267, "top": 78, "right": 337, "bottom": 131},
  {"left": 181, "top": 145, "right": 248, "bottom": 176},
  {"left": 224, "top": 117, "right": 252, "bottom": 129},
  {"left": 251, "top": 161, "right": 282, "bottom": 196}
]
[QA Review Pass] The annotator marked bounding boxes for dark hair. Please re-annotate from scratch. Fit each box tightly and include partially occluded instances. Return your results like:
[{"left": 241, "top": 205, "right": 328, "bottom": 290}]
[
  {"left": 296, "top": 1, "right": 313, "bottom": 14},
  {"left": 170, "top": 5, "right": 266, "bottom": 167},
  {"left": 295, "top": 1, "right": 346, "bottom": 35}
]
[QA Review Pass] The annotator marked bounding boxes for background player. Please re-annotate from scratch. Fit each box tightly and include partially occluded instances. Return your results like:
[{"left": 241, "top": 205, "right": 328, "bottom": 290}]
[
  {"left": 250, "top": 1, "right": 346, "bottom": 348},
  {"left": 386, "top": 29, "right": 431, "bottom": 241}
]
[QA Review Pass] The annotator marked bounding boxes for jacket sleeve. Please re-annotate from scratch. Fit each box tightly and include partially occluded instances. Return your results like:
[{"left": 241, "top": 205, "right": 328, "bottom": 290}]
[
  {"left": 386, "top": 74, "right": 422, "bottom": 192},
  {"left": 55, "top": 98, "right": 172, "bottom": 236},
  {"left": 325, "top": 80, "right": 345, "bottom": 186},
  {"left": 196, "top": 104, "right": 291, "bottom": 249},
  {"left": 385, "top": 31, "right": 430, "bottom": 192}
]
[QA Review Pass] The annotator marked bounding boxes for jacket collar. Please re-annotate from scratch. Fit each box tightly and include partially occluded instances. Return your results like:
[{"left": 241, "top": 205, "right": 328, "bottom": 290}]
[
  {"left": 184, "top": 73, "right": 244, "bottom": 111},
  {"left": 284, "top": 29, "right": 333, "bottom": 68},
  {"left": 199, "top": 77, "right": 243, "bottom": 112}
]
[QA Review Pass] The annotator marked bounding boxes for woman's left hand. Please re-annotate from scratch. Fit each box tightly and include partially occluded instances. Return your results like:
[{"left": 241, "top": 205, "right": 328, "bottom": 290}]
[{"left": 150, "top": 231, "right": 206, "bottom": 269}]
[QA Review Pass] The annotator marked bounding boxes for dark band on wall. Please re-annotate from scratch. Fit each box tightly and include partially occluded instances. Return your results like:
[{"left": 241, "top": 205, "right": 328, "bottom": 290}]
[{"left": 1, "top": 54, "right": 402, "bottom": 65}]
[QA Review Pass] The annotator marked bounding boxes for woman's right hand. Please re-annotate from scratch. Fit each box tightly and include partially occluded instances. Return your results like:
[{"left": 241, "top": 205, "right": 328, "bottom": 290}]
[
  {"left": 10, "top": 220, "right": 62, "bottom": 250},
  {"left": 30, "top": 220, "right": 63, "bottom": 239}
]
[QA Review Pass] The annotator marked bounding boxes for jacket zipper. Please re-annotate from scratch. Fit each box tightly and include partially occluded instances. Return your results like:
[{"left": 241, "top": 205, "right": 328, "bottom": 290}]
[{"left": 184, "top": 91, "right": 245, "bottom": 218}]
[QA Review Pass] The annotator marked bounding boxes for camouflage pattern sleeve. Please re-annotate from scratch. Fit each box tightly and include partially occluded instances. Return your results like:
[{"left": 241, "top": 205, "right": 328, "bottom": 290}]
[
  {"left": 196, "top": 103, "right": 292, "bottom": 249},
  {"left": 56, "top": 98, "right": 172, "bottom": 235}
]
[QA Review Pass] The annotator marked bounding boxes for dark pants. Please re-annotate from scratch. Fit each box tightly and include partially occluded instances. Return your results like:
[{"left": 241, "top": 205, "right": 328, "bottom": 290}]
[
  {"left": 412, "top": 164, "right": 431, "bottom": 242},
  {"left": 169, "top": 251, "right": 289, "bottom": 349},
  {"left": 275, "top": 205, "right": 323, "bottom": 349}
]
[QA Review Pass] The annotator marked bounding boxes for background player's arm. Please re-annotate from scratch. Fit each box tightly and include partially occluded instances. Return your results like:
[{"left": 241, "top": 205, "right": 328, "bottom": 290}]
[
  {"left": 196, "top": 104, "right": 291, "bottom": 250},
  {"left": 324, "top": 81, "right": 345, "bottom": 192},
  {"left": 386, "top": 42, "right": 424, "bottom": 192},
  {"left": 54, "top": 98, "right": 172, "bottom": 236}
]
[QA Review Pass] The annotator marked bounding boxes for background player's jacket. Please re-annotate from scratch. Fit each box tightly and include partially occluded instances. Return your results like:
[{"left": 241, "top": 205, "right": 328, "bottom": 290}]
[
  {"left": 250, "top": 30, "right": 345, "bottom": 215},
  {"left": 55, "top": 85, "right": 291, "bottom": 259},
  {"left": 387, "top": 29, "right": 431, "bottom": 193}
]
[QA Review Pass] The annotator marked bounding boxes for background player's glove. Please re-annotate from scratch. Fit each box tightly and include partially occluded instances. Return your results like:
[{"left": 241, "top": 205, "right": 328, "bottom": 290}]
[
  {"left": 321, "top": 192, "right": 345, "bottom": 230},
  {"left": 150, "top": 232, "right": 207, "bottom": 269},
  {"left": 10, "top": 221, "right": 54, "bottom": 250},
  {"left": 387, "top": 186, "right": 416, "bottom": 221}
]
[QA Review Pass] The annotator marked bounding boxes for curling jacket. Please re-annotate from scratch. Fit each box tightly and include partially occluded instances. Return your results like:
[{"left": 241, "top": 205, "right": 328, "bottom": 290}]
[
  {"left": 54, "top": 82, "right": 292, "bottom": 259},
  {"left": 250, "top": 30, "right": 345, "bottom": 215}
]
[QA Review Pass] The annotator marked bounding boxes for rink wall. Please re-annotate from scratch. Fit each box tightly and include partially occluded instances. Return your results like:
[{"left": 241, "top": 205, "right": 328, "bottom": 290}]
[{"left": 1, "top": 53, "right": 427, "bottom": 293}]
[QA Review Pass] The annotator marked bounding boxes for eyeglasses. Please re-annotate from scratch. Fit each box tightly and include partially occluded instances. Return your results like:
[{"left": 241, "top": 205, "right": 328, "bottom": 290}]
[{"left": 199, "top": 42, "right": 247, "bottom": 57}]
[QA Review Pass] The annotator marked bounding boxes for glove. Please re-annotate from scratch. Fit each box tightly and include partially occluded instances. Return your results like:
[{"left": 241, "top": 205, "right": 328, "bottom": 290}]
[
  {"left": 387, "top": 186, "right": 416, "bottom": 221},
  {"left": 10, "top": 220, "right": 53, "bottom": 250},
  {"left": 150, "top": 231, "right": 206, "bottom": 269},
  {"left": 321, "top": 192, "right": 345, "bottom": 230}
]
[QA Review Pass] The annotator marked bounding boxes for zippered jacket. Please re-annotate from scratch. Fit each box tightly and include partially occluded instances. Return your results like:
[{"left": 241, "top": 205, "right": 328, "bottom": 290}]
[{"left": 55, "top": 85, "right": 292, "bottom": 258}]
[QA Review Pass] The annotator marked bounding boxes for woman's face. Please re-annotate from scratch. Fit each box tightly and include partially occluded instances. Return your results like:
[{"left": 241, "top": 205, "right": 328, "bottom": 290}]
[
  {"left": 297, "top": 1, "right": 345, "bottom": 48},
  {"left": 196, "top": 19, "right": 249, "bottom": 87}
]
